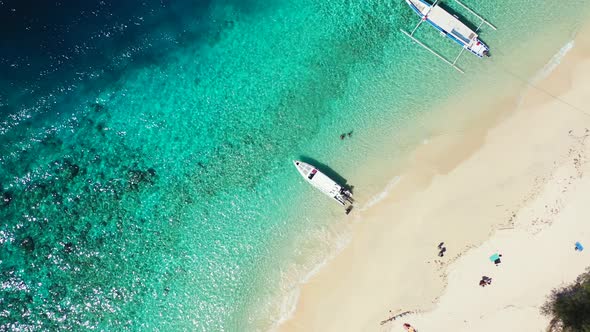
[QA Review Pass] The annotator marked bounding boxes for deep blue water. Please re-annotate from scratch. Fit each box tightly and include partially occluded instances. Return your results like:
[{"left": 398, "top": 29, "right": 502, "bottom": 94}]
[{"left": 1, "top": 0, "right": 240, "bottom": 115}]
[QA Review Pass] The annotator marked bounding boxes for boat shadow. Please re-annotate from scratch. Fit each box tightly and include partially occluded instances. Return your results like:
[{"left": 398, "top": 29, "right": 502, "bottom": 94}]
[{"left": 298, "top": 156, "right": 355, "bottom": 193}]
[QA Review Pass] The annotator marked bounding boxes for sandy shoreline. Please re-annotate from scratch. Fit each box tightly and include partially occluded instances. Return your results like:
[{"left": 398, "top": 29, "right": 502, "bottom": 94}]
[{"left": 277, "top": 24, "right": 590, "bottom": 332}]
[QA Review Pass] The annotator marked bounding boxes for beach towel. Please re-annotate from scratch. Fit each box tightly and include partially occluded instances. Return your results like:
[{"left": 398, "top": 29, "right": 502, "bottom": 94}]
[{"left": 575, "top": 242, "right": 584, "bottom": 251}]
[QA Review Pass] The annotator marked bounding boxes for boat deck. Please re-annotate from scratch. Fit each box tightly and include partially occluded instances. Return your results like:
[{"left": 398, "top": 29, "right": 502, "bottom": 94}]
[
  {"left": 293, "top": 160, "right": 353, "bottom": 210},
  {"left": 311, "top": 172, "right": 342, "bottom": 197},
  {"left": 294, "top": 161, "right": 341, "bottom": 196},
  {"left": 428, "top": 5, "right": 477, "bottom": 45}
]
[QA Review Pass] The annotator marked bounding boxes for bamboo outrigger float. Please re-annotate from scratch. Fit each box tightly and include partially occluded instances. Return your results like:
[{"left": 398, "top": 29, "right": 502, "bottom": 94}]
[{"left": 401, "top": 0, "right": 497, "bottom": 73}]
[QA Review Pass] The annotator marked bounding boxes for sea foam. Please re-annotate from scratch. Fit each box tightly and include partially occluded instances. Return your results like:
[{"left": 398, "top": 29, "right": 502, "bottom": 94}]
[
  {"left": 269, "top": 230, "right": 352, "bottom": 331},
  {"left": 360, "top": 175, "right": 402, "bottom": 211},
  {"left": 532, "top": 40, "right": 575, "bottom": 83},
  {"left": 514, "top": 39, "right": 575, "bottom": 108}
]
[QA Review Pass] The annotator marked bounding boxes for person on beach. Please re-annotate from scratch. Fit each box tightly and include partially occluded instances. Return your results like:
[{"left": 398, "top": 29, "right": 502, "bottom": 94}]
[
  {"left": 403, "top": 323, "right": 417, "bottom": 332},
  {"left": 479, "top": 276, "right": 492, "bottom": 287},
  {"left": 438, "top": 246, "right": 446, "bottom": 257}
]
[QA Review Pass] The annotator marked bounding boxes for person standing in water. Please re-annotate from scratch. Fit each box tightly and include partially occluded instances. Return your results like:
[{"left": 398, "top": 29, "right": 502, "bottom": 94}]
[{"left": 340, "top": 130, "right": 353, "bottom": 140}]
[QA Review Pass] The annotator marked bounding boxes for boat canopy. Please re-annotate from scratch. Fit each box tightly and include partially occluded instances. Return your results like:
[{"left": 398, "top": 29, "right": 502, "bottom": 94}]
[{"left": 427, "top": 6, "right": 477, "bottom": 45}]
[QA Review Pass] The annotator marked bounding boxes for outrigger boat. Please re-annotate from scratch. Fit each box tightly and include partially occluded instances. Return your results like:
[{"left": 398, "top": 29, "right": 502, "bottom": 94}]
[
  {"left": 401, "top": 0, "right": 496, "bottom": 73},
  {"left": 293, "top": 160, "right": 353, "bottom": 214}
]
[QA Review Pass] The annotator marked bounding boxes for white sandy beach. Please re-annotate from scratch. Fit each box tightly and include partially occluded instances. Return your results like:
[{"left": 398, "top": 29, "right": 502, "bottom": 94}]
[
  {"left": 278, "top": 25, "right": 590, "bottom": 332},
  {"left": 402, "top": 159, "right": 590, "bottom": 332}
]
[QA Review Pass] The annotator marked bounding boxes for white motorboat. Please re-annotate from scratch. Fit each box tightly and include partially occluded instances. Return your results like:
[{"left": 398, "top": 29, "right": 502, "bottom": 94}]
[{"left": 293, "top": 160, "right": 353, "bottom": 214}]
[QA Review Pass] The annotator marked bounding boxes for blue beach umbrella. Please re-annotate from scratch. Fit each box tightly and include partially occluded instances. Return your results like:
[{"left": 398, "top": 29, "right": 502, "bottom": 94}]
[
  {"left": 489, "top": 253, "right": 501, "bottom": 264},
  {"left": 575, "top": 242, "right": 584, "bottom": 251}
]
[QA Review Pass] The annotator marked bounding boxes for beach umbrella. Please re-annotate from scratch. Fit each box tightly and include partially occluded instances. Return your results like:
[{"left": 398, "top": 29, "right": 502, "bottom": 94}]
[
  {"left": 489, "top": 253, "right": 501, "bottom": 264},
  {"left": 575, "top": 242, "right": 584, "bottom": 251}
]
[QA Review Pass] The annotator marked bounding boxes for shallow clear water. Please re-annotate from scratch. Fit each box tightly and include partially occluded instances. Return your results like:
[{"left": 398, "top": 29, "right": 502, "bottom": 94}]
[{"left": 1, "top": 0, "right": 589, "bottom": 330}]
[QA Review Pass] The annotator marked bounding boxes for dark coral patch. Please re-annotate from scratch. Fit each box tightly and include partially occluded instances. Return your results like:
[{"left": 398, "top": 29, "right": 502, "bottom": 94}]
[
  {"left": 64, "top": 242, "right": 74, "bottom": 254},
  {"left": 126, "top": 168, "right": 157, "bottom": 191},
  {"left": 41, "top": 134, "right": 63, "bottom": 149},
  {"left": 20, "top": 236, "right": 35, "bottom": 252},
  {"left": 92, "top": 102, "right": 105, "bottom": 113},
  {"left": 67, "top": 163, "right": 80, "bottom": 180},
  {"left": 2, "top": 190, "right": 13, "bottom": 207}
]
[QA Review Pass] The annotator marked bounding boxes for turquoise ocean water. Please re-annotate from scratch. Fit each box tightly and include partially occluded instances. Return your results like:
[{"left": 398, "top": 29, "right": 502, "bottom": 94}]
[{"left": 1, "top": 0, "right": 590, "bottom": 330}]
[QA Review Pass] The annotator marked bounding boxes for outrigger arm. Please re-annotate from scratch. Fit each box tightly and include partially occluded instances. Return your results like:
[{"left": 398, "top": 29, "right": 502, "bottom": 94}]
[
  {"left": 409, "top": 0, "right": 439, "bottom": 36},
  {"left": 453, "top": 0, "right": 497, "bottom": 31},
  {"left": 399, "top": 29, "right": 465, "bottom": 74}
]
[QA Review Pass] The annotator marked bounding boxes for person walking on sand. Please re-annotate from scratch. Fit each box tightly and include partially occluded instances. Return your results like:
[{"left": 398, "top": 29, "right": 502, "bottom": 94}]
[
  {"left": 403, "top": 323, "right": 417, "bottom": 332},
  {"left": 479, "top": 276, "right": 492, "bottom": 287}
]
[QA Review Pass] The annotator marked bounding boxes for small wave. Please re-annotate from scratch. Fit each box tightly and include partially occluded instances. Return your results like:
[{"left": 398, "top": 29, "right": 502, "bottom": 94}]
[
  {"left": 531, "top": 40, "right": 575, "bottom": 83},
  {"left": 269, "top": 174, "right": 403, "bottom": 329},
  {"left": 360, "top": 175, "right": 402, "bottom": 211},
  {"left": 514, "top": 39, "right": 575, "bottom": 108},
  {"left": 273, "top": 288, "right": 300, "bottom": 330},
  {"left": 269, "top": 232, "right": 352, "bottom": 331}
]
